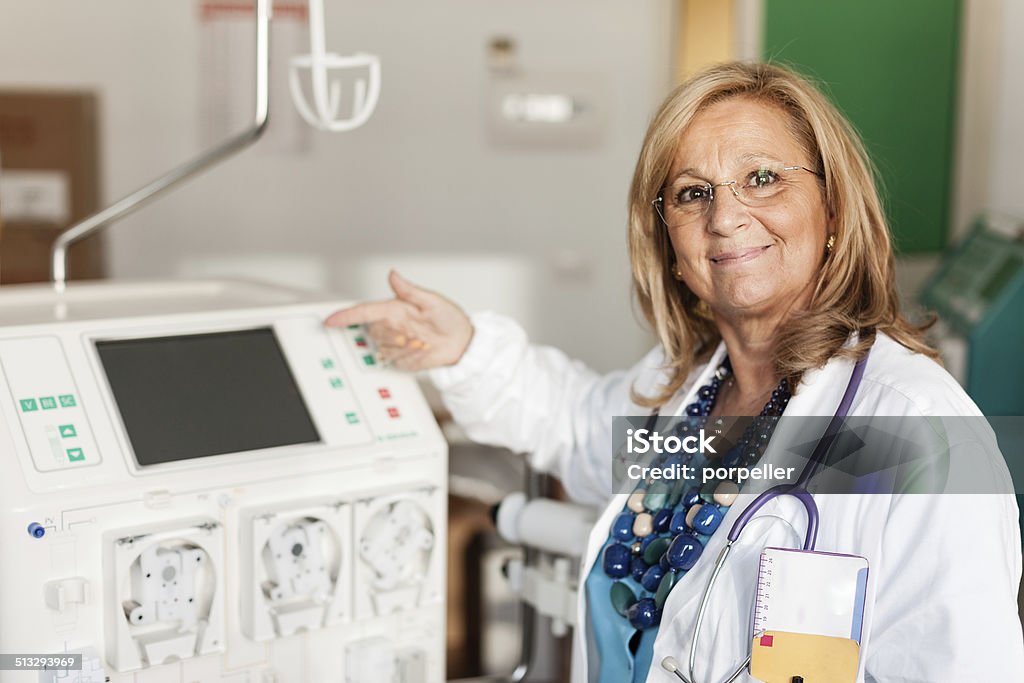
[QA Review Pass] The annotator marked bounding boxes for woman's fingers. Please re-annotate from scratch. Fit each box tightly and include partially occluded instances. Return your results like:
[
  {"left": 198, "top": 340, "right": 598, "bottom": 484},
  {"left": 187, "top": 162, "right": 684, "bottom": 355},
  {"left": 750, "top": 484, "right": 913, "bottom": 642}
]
[
  {"left": 388, "top": 270, "right": 435, "bottom": 309},
  {"left": 377, "top": 346, "right": 425, "bottom": 370},
  {"left": 324, "top": 299, "right": 406, "bottom": 328},
  {"left": 323, "top": 270, "right": 471, "bottom": 371}
]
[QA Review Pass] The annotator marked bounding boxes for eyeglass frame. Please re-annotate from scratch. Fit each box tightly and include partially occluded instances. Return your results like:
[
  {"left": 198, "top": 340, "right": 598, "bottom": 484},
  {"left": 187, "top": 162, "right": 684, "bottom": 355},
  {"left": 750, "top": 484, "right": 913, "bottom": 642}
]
[{"left": 651, "top": 164, "right": 825, "bottom": 227}]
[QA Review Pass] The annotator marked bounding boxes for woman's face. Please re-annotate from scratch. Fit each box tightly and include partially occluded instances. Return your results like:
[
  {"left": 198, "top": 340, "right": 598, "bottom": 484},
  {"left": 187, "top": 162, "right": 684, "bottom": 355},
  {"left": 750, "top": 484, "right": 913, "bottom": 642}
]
[{"left": 666, "top": 97, "right": 829, "bottom": 324}]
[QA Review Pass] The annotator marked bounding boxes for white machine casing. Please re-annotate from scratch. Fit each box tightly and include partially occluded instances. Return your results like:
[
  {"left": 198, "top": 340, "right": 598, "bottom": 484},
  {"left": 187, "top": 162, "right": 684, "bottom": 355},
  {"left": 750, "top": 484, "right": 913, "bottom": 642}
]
[{"left": 0, "top": 280, "right": 447, "bottom": 683}]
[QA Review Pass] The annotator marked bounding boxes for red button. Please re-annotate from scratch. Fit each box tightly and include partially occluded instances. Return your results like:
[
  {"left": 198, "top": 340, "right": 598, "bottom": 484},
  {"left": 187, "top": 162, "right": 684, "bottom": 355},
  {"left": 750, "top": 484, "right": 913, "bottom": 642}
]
[
  {"left": 378, "top": 388, "right": 391, "bottom": 399},
  {"left": 387, "top": 407, "right": 400, "bottom": 418}
]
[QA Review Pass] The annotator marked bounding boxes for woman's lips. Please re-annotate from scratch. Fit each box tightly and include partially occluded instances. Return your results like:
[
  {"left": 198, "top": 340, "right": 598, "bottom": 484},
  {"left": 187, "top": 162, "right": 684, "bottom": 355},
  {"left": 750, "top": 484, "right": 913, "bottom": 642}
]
[{"left": 710, "top": 246, "right": 770, "bottom": 265}]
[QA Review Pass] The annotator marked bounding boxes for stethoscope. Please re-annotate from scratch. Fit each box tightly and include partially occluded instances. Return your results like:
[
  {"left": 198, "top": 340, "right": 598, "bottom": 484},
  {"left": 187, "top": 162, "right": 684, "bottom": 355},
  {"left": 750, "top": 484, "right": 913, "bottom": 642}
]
[{"left": 661, "top": 349, "right": 870, "bottom": 683}]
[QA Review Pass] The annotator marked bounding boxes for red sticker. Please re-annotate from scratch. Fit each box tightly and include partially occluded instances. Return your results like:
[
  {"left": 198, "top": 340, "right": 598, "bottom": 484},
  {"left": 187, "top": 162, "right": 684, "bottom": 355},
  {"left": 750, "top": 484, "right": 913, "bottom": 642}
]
[{"left": 760, "top": 635, "right": 774, "bottom": 648}]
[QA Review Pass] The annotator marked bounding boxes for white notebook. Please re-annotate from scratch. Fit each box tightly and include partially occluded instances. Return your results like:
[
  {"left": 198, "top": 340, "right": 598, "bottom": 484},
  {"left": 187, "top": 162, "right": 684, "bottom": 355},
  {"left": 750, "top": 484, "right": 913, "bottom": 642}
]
[{"left": 753, "top": 547, "right": 869, "bottom": 644}]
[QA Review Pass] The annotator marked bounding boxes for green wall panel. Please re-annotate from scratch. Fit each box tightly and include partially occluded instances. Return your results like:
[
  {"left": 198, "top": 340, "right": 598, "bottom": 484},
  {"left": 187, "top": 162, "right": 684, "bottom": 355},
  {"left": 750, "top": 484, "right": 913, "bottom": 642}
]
[{"left": 763, "top": 0, "right": 960, "bottom": 253}]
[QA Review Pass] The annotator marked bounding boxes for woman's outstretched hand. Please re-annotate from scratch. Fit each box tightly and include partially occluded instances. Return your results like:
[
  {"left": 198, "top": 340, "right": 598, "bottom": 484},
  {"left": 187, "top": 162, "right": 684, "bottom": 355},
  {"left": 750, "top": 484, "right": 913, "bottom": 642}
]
[{"left": 324, "top": 270, "right": 474, "bottom": 371}]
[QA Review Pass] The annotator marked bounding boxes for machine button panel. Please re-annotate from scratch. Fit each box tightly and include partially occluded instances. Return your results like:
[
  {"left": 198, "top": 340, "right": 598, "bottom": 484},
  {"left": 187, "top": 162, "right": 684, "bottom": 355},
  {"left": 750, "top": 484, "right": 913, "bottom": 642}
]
[
  {"left": 273, "top": 318, "right": 374, "bottom": 448},
  {"left": 0, "top": 337, "right": 101, "bottom": 471},
  {"left": 337, "top": 325, "right": 383, "bottom": 372}
]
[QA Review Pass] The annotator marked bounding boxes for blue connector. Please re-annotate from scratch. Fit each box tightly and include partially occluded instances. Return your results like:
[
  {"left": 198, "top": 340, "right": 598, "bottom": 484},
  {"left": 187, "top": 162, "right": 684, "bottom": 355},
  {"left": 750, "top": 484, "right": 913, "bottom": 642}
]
[{"left": 27, "top": 523, "right": 45, "bottom": 539}]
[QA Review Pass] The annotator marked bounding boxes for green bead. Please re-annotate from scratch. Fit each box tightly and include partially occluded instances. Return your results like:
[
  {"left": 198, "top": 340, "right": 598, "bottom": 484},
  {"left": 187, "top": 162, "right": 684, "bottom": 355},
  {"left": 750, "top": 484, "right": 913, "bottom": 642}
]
[
  {"left": 610, "top": 581, "right": 637, "bottom": 617},
  {"left": 654, "top": 571, "right": 679, "bottom": 608},
  {"left": 643, "top": 482, "right": 671, "bottom": 511},
  {"left": 666, "top": 481, "right": 685, "bottom": 508},
  {"left": 642, "top": 537, "right": 671, "bottom": 565},
  {"left": 699, "top": 478, "right": 719, "bottom": 503},
  {"left": 643, "top": 492, "right": 668, "bottom": 511}
]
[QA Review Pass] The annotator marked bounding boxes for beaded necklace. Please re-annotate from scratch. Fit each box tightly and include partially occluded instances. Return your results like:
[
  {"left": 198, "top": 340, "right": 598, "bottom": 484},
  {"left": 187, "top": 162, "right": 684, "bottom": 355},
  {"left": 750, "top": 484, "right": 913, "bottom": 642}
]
[{"left": 603, "top": 357, "right": 791, "bottom": 629}]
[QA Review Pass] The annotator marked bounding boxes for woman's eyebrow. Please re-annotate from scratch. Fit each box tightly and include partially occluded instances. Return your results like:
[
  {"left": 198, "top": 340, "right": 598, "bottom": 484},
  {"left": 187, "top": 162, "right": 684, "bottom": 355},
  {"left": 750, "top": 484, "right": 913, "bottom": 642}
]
[
  {"left": 737, "top": 151, "right": 784, "bottom": 165},
  {"left": 670, "top": 167, "right": 710, "bottom": 182},
  {"left": 670, "top": 153, "right": 787, "bottom": 182}
]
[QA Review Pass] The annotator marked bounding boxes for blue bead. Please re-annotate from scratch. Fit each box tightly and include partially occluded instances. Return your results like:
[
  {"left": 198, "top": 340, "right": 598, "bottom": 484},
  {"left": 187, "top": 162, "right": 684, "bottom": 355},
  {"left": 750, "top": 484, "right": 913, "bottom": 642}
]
[
  {"left": 603, "top": 543, "right": 631, "bottom": 578},
  {"left": 652, "top": 508, "right": 672, "bottom": 533},
  {"left": 698, "top": 386, "right": 713, "bottom": 400},
  {"left": 663, "top": 454, "right": 684, "bottom": 469},
  {"left": 691, "top": 504, "right": 724, "bottom": 535},
  {"left": 723, "top": 447, "right": 743, "bottom": 467},
  {"left": 626, "top": 598, "right": 660, "bottom": 630},
  {"left": 641, "top": 564, "right": 665, "bottom": 592},
  {"left": 666, "top": 534, "right": 704, "bottom": 571},
  {"left": 630, "top": 556, "right": 648, "bottom": 582},
  {"left": 686, "top": 404, "right": 702, "bottom": 416},
  {"left": 669, "top": 509, "right": 688, "bottom": 534},
  {"left": 682, "top": 487, "right": 702, "bottom": 507},
  {"left": 611, "top": 512, "right": 635, "bottom": 542},
  {"left": 659, "top": 554, "right": 671, "bottom": 572}
]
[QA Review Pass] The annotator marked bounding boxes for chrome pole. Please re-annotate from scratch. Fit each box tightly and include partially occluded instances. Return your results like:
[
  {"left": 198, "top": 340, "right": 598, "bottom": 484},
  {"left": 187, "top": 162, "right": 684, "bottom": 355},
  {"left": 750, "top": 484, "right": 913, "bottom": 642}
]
[{"left": 50, "top": 0, "right": 272, "bottom": 290}]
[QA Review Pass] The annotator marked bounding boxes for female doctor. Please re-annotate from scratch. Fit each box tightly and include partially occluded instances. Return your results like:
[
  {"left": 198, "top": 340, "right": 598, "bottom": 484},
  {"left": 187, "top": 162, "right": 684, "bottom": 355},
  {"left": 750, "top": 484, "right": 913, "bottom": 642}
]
[{"left": 327, "top": 62, "right": 1024, "bottom": 681}]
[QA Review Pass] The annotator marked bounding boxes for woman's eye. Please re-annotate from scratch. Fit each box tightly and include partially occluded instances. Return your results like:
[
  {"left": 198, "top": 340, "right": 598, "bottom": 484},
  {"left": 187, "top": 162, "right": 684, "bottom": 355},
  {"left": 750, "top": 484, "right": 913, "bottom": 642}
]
[
  {"left": 747, "top": 168, "right": 779, "bottom": 187},
  {"left": 675, "top": 185, "right": 709, "bottom": 204}
]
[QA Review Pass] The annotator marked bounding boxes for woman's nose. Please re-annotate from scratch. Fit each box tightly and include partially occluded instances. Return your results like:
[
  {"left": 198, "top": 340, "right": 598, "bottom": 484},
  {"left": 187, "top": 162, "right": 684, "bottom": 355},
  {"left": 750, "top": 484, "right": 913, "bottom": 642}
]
[{"left": 706, "top": 186, "right": 751, "bottom": 236}]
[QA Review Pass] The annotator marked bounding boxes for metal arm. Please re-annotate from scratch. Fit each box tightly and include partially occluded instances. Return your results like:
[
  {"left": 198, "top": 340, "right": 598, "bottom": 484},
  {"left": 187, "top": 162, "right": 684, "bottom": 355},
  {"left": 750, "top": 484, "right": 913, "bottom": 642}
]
[{"left": 50, "top": 0, "right": 272, "bottom": 290}]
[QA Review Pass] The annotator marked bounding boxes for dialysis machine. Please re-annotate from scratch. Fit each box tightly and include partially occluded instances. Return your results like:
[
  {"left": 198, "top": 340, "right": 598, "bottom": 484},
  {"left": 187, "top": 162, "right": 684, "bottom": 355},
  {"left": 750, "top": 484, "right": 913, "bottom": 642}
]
[
  {"left": 921, "top": 214, "right": 1024, "bottom": 415},
  {"left": 0, "top": 3, "right": 448, "bottom": 679},
  {"left": 0, "top": 280, "right": 447, "bottom": 683}
]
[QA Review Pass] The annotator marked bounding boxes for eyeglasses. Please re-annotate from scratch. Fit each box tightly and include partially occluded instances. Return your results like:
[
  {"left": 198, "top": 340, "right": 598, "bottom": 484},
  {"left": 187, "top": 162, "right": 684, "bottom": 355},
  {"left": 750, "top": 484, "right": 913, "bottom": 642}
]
[{"left": 652, "top": 162, "right": 823, "bottom": 229}]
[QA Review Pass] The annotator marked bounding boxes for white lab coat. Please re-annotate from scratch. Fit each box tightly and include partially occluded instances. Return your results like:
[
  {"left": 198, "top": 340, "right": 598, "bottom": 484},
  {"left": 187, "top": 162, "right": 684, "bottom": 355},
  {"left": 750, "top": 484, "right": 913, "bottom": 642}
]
[{"left": 430, "top": 312, "right": 1024, "bottom": 682}]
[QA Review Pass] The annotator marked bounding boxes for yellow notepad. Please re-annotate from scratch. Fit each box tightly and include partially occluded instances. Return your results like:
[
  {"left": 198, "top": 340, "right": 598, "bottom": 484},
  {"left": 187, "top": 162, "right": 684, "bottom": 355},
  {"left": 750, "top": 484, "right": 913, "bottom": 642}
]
[{"left": 750, "top": 630, "right": 859, "bottom": 683}]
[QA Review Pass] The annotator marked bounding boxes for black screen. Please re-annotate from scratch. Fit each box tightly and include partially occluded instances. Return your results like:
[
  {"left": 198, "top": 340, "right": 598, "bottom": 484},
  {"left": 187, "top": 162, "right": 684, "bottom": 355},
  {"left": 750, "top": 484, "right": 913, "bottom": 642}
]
[{"left": 96, "top": 328, "right": 320, "bottom": 466}]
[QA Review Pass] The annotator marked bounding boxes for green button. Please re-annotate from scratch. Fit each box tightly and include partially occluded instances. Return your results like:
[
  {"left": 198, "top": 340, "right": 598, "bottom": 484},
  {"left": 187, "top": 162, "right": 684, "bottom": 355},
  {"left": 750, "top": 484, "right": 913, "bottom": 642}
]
[
  {"left": 362, "top": 354, "right": 376, "bottom": 366},
  {"left": 321, "top": 358, "right": 335, "bottom": 369},
  {"left": 19, "top": 398, "right": 38, "bottom": 412},
  {"left": 66, "top": 447, "right": 85, "bottom": 462},
  {"left": 59, "top": 424, "right": 77, "bottom": 438},
  {"left": 58, "top": 394, "right": 77, "bottom": 408},
  {"left": 40, "top": 396, "right": 57, "bottom": 410},
  {"left": 345, "top": 412, "right": 360, "bottom": 424},
  {"left": 329, "top": 377, "right": 343, "bottom": 389}
]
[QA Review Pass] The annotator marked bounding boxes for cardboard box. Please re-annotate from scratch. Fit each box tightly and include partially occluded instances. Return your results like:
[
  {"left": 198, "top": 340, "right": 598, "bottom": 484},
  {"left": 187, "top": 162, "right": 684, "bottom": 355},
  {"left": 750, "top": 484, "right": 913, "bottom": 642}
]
[{"left": 0, "top": 90, "right": 104, "bottom": 283}]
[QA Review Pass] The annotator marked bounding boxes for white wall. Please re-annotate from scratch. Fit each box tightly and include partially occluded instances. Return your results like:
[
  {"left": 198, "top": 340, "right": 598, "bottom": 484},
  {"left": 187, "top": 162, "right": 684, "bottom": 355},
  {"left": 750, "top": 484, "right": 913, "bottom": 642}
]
[{"left": 0, "top": 0, "right": 675, "bottom": 372}]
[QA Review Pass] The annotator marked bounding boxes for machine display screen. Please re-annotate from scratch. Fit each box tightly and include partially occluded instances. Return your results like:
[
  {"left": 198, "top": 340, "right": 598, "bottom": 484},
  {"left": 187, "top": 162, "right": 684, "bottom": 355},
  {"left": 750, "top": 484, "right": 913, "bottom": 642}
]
[
  {"left": 980, "top": 255, "right": 1023, "bottom": 303},
  {"left": 96, "top": 328, "right": 321, "bottom": 466}
]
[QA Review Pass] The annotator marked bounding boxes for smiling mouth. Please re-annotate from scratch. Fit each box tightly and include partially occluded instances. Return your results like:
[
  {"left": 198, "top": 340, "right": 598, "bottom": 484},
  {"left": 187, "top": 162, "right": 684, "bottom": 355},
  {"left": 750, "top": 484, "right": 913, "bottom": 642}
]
[{"left": 710, "top": 246, "right": 771, "bottom": 265}]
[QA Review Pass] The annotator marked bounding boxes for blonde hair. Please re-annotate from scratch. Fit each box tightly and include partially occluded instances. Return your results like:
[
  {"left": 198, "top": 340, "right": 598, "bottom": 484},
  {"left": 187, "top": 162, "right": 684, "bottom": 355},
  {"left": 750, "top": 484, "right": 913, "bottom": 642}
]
[{"left": 628, "top": 61, "right": 937, "bottom": 408}]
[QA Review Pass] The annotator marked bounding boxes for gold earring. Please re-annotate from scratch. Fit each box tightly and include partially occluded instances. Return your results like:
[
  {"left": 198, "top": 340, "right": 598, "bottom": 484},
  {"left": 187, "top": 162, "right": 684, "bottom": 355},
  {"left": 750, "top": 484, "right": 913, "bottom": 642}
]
[
  {"left": 671, "top": 263, "right": 685, "bottom": 281},
  {"left": 826, "top": 234, "right": 836, "bottom": 253}
]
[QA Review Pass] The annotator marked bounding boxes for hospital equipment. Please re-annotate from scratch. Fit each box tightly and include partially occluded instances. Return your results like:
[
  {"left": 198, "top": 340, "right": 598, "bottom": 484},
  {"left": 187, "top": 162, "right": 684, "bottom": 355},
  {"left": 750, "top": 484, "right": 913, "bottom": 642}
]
[
  {"left": 289, "top": 0, "right": 382, "bottom": 132},
  {"left": 0, "top": 280, "right": 447, "bottom": 682},
  {"left": 0, "top": 4, "right": 444, "bottom": 681},
  {"left": 921, "top": 213, "right": 1024, "bottom": 415},
  {"left": 495, "top": 492, "right": 598, "bottom": 638},
  {"left": 677, "top": 351, "right": 870, "bottom": 683}
]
